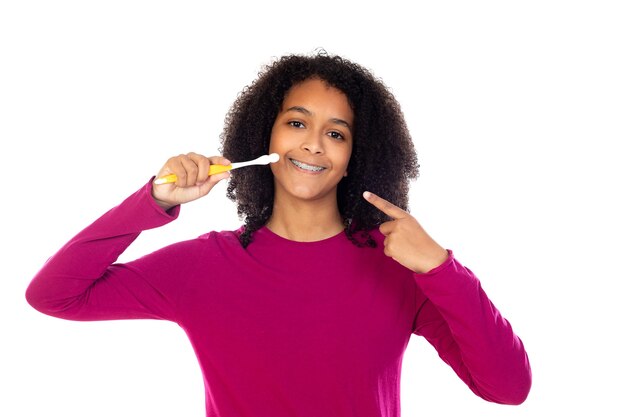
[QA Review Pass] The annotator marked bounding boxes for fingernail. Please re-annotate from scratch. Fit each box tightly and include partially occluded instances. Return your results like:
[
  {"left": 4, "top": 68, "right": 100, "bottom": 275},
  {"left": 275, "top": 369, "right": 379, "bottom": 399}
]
[{"left": 363, "top": 191, "right": 371, "bottom": 199}]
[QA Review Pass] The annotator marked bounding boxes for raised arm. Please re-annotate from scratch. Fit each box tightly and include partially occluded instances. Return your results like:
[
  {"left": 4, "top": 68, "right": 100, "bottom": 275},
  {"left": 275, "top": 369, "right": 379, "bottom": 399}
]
[{"left": 25, "top": 153, "right": 231, "bottom": 321}]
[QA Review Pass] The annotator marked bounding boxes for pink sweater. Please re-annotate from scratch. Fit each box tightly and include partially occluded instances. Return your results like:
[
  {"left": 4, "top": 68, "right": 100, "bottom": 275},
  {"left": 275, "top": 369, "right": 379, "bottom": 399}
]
[{"left": 26, "top": 181, "right": 531, "bottom": 416}]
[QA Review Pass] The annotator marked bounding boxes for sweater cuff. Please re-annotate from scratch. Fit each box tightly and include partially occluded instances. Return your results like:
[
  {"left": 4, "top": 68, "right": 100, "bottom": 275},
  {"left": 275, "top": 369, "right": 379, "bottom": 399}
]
[
  {"left": 415, "top": 249, "right": 455, "bottom": 276},
  {"left": 412, "top": 250, "right": 482, "bottom": 299},
  {"left": 143, "top": 177, "right": 181, "bottom": 220}
]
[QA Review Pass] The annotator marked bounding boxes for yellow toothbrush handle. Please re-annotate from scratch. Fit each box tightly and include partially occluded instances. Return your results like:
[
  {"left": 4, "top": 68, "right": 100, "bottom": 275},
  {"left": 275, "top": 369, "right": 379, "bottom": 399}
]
[
  {"left": 208, "top": 164, "right": 233, "bottom": 175},
  {"left": 153, "top": 164, "right": 233, "bottom": 185}
]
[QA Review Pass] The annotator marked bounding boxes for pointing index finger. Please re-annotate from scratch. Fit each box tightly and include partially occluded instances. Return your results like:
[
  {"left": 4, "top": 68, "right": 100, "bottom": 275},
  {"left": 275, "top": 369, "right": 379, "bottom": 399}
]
[{"left": 363, "top": 191, "right": 408, "bottom": 220}]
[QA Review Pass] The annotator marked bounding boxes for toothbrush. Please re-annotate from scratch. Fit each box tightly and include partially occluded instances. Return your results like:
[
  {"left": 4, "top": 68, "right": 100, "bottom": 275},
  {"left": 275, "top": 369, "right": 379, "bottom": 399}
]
[{"left": 153, "top": 153, "right": 280, "bottom": 185}]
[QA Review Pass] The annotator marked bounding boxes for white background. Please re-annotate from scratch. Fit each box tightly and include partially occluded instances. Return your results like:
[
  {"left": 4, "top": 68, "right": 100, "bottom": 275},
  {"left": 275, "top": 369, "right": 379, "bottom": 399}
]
[{"left": 1, "top": 1, "right": 624, "bottom": 416}]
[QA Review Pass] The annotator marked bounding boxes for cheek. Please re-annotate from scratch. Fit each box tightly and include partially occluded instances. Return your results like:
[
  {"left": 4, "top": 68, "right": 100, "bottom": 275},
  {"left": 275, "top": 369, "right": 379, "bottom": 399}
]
[
  {"left": 340, "top": 146, "right": 353, "bottom": 170},
  {"left": 268, "top": 122, "right": 281, "bottom": 150},
  {"left": 268, "top": 129, "right": 287, "bottom": 154}
]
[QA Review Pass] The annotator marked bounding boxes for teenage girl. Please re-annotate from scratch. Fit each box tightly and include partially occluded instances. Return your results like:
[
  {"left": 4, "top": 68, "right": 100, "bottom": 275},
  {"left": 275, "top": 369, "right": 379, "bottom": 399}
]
[{"left": 26, "top": 53, "right": 531, "bottom": 417}]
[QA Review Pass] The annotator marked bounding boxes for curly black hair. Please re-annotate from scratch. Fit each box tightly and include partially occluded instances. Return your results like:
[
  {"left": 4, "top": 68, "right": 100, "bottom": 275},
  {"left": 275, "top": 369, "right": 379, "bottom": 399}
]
[{"left": 220, "top": 51, "right": 419, "bottom": 248}]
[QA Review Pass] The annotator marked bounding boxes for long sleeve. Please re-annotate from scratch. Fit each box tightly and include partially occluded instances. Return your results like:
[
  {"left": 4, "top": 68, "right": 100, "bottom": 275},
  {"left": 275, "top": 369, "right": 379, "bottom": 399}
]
[
  {"left": 412, "top": 251, "right": 532, "bottom": 405},
  {"left": 25, "top": 180, "right": 183, "bottom": 321}
]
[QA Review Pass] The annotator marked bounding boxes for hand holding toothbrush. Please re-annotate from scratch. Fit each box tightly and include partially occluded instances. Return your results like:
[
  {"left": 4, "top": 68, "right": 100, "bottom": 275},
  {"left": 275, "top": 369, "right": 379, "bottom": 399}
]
[
  {"left": 151, "top": 153, "right": 231, "bottom": 210},
  {"left": 151, "top": 152, "right": 279, "bottom": 211}
]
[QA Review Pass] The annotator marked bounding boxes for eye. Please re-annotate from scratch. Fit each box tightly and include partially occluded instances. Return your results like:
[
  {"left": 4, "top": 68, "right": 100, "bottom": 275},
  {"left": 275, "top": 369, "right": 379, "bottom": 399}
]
[
  {"left": 288, "top": 121, "right": 305, "bottom": 128},
  {"left": 328, "top": 131, "right": 345, "bottom": 141}
]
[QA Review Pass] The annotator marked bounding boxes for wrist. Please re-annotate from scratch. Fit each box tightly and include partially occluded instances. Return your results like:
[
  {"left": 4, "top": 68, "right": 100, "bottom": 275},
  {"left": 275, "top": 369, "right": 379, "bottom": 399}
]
[
  {"left": 414, "top": 248, "right": 449, "bottom": 274},
  {"left": 150, "top": 191, "right": 176, "bottom": 212},
  {"left": 154, "top": 199, "right": 176, "bottom": 212}
]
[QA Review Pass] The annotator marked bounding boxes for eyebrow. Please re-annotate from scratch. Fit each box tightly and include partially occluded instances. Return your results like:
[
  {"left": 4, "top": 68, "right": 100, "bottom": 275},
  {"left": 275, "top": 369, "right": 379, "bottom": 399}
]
[{"left": 285, "top": 106, "right": 353, "bottom": 132}]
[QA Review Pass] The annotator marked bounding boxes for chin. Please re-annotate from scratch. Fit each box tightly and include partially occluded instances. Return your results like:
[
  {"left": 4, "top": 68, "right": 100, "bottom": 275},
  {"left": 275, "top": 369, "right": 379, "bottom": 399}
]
[
  {"left": 291, "top": 187, "right": 329, "bottom": 201},
  {"left": 278, "top": 182, "right": 337, "bottom": 203}
]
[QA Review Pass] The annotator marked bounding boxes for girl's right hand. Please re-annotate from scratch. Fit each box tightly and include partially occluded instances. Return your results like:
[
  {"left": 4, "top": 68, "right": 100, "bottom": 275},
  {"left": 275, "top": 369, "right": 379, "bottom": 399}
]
[{"left": 151, "top": 153, "right": 231, "bottom": 211}]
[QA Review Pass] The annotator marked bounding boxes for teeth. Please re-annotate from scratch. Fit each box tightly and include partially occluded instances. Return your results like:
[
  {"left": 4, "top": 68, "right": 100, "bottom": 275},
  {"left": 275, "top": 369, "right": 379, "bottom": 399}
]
[{"left": 290, "top": 159, "right": 325, "bottom": 172}]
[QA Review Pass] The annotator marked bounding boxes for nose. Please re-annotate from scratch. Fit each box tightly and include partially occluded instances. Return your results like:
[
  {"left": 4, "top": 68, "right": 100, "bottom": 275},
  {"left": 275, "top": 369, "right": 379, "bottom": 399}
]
[{"left": 301, "top": 132, "right": 324, "bottom": 154}]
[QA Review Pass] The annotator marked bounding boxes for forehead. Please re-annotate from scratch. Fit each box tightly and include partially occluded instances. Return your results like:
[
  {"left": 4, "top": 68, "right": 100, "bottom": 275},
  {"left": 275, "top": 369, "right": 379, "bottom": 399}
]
[{"left": 282, "top": 79, "right": 353, "bottom": 120}]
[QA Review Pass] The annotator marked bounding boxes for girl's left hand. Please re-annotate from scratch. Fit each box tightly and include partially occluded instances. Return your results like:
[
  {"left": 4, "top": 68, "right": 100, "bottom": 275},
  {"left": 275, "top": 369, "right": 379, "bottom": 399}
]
[{"left": 363, "top": 191, "right": 449, "bottom": 274}]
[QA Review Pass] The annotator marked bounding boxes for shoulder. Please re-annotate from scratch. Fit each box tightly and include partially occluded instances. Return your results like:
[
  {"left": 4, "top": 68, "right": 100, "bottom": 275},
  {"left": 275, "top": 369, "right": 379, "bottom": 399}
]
[
  {"left": 150, "top": 228, "right": 245, "bottom": 269},
  {"left": 146, "top": 229, "right": 243, "bottom": 261},
  {"left": 197, "top": 227, "right": 244, "bottom": 247}
]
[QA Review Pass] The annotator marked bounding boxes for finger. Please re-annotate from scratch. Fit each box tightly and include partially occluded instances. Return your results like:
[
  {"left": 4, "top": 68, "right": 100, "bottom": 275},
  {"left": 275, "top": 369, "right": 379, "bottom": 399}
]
[
  {"left": 158, "top": 155, "right": 187, "bottom": 185},
  {"left": 382, "top": 237, "right": 394, "bottom": 258},
  {"left": 363, "top": 191, "right": 408, "bottom": 220},
  {"left": 185, "top": 152, "right": 211, "bottom": 184},
  {"left": 379, "top": 220, "right": 395, "bottom": 236},
  {"left": 185, "top": 154, "right": 232, "bottom": 185},
  {"left": 208, "top": 155, "right": 232, "bottom": 167},
  {"left": 179, "top": 155, "right": 201, "bottom": 187},
  {"left": 196, "top": 170, "right": 230, "bottom": 196}
]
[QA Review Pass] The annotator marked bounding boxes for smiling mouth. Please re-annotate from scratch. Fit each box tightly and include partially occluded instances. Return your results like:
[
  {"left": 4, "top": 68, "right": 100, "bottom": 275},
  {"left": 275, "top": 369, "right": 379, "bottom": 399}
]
[{"left": 289, "top": 158, "right": 327, "bottom": 172}]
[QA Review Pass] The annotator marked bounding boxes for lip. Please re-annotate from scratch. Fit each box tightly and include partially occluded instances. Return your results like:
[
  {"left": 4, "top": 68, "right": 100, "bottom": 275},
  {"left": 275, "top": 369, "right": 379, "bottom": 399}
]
[{"left": 288, "top": 158, "right": 327, "bottom": 174}]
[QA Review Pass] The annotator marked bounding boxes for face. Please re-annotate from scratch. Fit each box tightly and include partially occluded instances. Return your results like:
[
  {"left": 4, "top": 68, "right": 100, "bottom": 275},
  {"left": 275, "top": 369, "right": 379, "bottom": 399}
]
[{"left": 269, "top": 78, "right": 354, "bottom": 205}]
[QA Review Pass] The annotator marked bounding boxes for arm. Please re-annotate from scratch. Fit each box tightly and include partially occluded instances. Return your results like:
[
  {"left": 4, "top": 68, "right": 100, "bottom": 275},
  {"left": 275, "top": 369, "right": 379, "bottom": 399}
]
[
  {"left": 363, "top": 191, "right": 531, "bottom": 404},
  {"left": 25, "top": 180, "right": 183, "bottom": 321},
  {"left": 412, "top": 253, "right": 532, "bottom": 405},
  {"left": 26, "top": 153, "right": 231, "bottom": 321}
]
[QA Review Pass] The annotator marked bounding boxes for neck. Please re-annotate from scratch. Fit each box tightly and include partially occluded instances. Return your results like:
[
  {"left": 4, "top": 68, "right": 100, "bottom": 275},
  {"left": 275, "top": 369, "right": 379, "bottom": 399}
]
[{"left": 266, "top": 194, "right": 344, "bottom": 242}]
